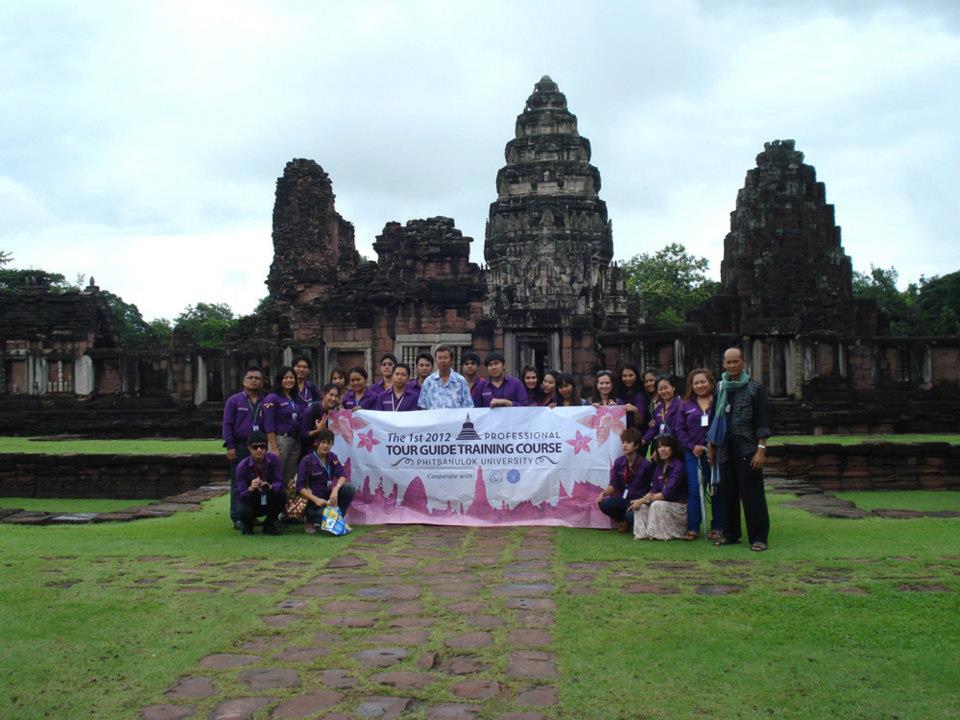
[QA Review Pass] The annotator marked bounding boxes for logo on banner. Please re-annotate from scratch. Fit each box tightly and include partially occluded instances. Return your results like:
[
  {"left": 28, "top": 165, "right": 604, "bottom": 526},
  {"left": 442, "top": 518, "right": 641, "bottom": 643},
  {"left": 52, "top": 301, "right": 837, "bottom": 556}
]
[
  {"left": 456, "top": 415, "right": 481, "bottom": 441},
  {"left": 506, "top": 469, "right": 521, "bottom": 484}
]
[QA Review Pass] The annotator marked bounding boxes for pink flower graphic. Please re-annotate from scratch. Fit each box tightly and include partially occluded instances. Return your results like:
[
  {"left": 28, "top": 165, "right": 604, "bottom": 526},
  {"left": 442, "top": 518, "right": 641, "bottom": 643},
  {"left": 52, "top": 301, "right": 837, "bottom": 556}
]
[
  {"left": 566, "top": 430, "right": 592, "bottom": 455},
  {"left": 328, "top": 409, "right": 368, "bottom": 445},
  {"left": 578, "top": 406, "right": 626, "bottom": 446},
  {"left": 356, "top": 429, "right": 379, "bottom": 453}
]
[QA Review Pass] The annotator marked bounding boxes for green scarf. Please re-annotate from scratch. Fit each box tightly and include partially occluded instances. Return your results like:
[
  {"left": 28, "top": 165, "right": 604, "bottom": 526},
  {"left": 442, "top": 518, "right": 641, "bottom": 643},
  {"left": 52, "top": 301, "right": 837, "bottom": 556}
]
[{"left": 706, "top": 370, "right": 750, "bottom": 446}]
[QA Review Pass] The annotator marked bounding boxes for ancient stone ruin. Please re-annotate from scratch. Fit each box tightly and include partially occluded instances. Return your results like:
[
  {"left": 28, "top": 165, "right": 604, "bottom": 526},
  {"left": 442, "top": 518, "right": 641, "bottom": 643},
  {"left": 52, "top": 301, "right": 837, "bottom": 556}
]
[{"left": 1, "top": 76, "right": 958, "bottom": 437}]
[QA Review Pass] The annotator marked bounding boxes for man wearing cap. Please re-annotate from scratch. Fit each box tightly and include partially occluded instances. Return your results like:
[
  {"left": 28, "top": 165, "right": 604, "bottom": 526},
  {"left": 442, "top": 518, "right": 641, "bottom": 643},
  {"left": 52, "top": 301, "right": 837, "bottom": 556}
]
[
  {"left": 222, "top": 366, "right": 265, "bottom": 529},
  {"left": 419, "top": 346, "right": 474, "bottom": 409},
  {"left": 472, "top": 352, "right": 528, "bottom": 408},
  {"left": 234, "top": 431, "right": 285, "bottom": 535}
]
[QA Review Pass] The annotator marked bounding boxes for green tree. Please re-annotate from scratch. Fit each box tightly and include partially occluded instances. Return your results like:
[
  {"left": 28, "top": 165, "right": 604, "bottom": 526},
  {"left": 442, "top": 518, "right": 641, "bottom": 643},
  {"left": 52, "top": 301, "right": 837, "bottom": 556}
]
[
  {"left": 914, "top": 271, "right": 960, "bottom": 336},
  {"left": 0, "top": 250, "right": 12, "bottom": 267},
  {"left": 851, "top": 266, "right": 919, "bottom": 335},
  {"left": 621, "top": 242, "right": 720, "bottom": 327},
  {"left": 101, "top": 291, "right": 173, "bottom": 350},
  {"left": 174, "top": 302, "right": 237, "bottom": 348},
  {"left": 0, "top": 267, "right": 77, "bottom": 294}
]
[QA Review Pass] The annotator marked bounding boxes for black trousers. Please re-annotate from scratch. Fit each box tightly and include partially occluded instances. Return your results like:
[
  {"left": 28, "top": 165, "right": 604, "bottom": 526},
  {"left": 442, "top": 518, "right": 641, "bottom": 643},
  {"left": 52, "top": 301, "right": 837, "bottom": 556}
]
[
  {"left": 237, "top": 491, "right": 284, "bottom": 532},
  {"left": 720, "top": 450, "right": 769, "bottom": 545},
  {"left": 598, "top": 495, "right": 632, "bottom": 523},
  {"left": 228, "top": 444, "right": 251, "bottom": 522},
  {"left": 303, "top": 484, "right": 356, "bottom": 524}
]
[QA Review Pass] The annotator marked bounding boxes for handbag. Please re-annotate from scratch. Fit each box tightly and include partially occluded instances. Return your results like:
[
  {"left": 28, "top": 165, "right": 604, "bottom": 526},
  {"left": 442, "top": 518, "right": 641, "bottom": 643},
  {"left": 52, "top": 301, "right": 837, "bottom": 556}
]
[{"left": 320, "top": 505, "right": 350, "bottom": 536}]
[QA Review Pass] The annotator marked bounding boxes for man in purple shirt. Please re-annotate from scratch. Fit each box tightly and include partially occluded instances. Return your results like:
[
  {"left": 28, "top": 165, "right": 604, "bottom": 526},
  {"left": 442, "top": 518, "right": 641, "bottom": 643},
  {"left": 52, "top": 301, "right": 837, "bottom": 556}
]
[
  {"left": 376, "top": 363, "right": 421, "bottom": 411},
  {"left": 472, "top": 352, "right": 528, "bottom": 408},
  {"left": 222, "top": 366, "right": 264, "bottom": 529},
  {"left": 234, "top": 431, "right": 285, "bottom": 535}
]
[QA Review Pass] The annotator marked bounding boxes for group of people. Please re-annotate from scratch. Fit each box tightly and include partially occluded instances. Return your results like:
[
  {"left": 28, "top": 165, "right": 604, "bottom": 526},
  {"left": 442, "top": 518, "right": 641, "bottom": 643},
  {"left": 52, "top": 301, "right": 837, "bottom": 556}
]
[{"left": 221, "top": 345, "right": 771, "bottom": 551}]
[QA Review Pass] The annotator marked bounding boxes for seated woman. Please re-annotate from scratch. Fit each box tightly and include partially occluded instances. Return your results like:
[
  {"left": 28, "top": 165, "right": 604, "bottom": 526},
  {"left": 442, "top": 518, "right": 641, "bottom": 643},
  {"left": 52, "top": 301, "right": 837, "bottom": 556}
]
[
  {"left": 643, "top": 373, "right": 683, "bottom": 447},
  {"left": 596, "top": 428, "right": 653, "bottom": 532},
  {"left": 521, "top": 365, "right": 543, "bottom": 406},
  {"left": 296, "top": 429, "right": 355, "bottom": 535},
  {"left": 677, "top": 368, "right": 724, "bottom": 541},
  {"left": 342, "top": 366, "right": 381, "bottom": 410},
  {"left": 618, "top": 362, "right": 650, "bottom": 431},
  {"left": 591, "top": 370, "right": 622, "bottom": 407},
  {"left": 555, "top": 374, "right": 580, "bottom": 407},
  {"left": 630, "top": 433, "right": 688, "bottom": 540}
]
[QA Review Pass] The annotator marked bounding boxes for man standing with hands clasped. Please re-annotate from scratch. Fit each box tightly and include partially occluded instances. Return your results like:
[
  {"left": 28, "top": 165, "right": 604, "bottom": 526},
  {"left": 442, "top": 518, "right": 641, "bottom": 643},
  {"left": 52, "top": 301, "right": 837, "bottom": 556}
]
[
  {"left": 707, "top": 347, "right": 771, "bottom": 551},
  {"left": 419, "top": 346, "right": 474, "bottom": 409}
]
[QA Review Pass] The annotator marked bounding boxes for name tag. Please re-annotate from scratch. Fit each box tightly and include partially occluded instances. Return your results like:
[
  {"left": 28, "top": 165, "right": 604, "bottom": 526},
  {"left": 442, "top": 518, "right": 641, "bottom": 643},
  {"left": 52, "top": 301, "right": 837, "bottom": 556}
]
[
  {"left": 701, "top": 415, "right": 709, "bottom": 427},
  {"left": 622, "top": 488, "right": 629, "bottom": 499},
  {"left": 659, "top": 423, "right": 665, "bottom": 433},
  {"left": 260, "top": 493, "right": 268, "bottom": 506},
  {"left": 252, "top": 424, "right": 260, "bottom": 432},
  {"left": 725, "top": 404, "right": 731, "bottom": 413}
]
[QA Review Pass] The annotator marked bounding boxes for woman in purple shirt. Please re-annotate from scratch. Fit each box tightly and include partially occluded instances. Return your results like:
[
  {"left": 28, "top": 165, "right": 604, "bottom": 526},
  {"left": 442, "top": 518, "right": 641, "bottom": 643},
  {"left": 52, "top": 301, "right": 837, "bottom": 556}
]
[
  {"left": 596, "top": 428, "right": 653, "bottom": 532},
  {"left": 677, "top": 368, "right": 724, "bottom": 541},
  {"left": 618, "top": 362, "right": 650, "bottom": 431},
  {"left": 629, "top": 433, "right": 688, "bottom": 540},
  {"left": 643, "top": 374, "right": 683, "bottom": 448},
  {"left": 342, "top": 366, "right": 381, "bottom": 410},
  {"left": 264, "top": 367, "right": 305, "bottom": 525},
  {"left": 556, "top": 375, "right": 579, "bottom": 407},
  {"left": 540, "top": 370, "right": 562, "bottom": 408}
]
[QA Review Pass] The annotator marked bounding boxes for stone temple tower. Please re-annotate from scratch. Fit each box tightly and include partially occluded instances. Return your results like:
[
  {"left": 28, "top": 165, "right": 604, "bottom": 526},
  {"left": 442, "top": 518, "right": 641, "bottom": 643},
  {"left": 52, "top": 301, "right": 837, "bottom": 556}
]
[{"left": 484, "top": 76, "right": 627, "bottom": 373}]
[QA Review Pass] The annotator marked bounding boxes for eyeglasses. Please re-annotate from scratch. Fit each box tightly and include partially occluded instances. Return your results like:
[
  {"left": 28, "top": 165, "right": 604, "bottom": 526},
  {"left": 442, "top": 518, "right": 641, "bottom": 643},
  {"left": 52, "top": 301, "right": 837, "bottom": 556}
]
[{"left": 249, "top": 443, "right": 268, "bottom": 450}]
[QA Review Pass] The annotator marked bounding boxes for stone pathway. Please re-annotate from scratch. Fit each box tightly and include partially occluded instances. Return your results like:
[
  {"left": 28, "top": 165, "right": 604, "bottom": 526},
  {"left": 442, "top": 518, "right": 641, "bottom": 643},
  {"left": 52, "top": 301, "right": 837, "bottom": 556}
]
[
  {"left": 769, "top": 477, "right": 960, "bottom": 519},
  {"left": 0, "top": 485, "right": 227, "bottom": 525},
  {"left": 141, "top": 526, "right": 562, "bottom": 719}
]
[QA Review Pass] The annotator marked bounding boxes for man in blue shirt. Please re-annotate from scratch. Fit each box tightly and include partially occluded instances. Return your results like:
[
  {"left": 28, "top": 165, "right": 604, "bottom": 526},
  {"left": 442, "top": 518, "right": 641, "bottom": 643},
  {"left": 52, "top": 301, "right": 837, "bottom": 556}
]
[{"left": 419, "top": 346, "right": 474, "bottom": 409}]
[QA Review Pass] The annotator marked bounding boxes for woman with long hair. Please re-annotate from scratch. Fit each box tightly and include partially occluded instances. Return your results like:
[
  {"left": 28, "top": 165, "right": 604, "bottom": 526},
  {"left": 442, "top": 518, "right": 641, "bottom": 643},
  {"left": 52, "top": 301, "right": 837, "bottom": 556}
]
[
  {"left": 590, "top": 370, "right": 621, "bottom": 407},
  {"left": 541, "top": 370, "right": 563, "bottom": 407},
  {"left": 521, "top": 365, "right": 543, "bottom": 406},
  {"left": 677, "top": 368, "right": 724, "bottom": 541},
  {"left": 629, "top": 433, "right": 688, "bottom": 540},
  {"left": 618, "top": 362, "right": 649, "bottom": 430},
  {"left": 264, "top": 366, "right": 307, "bottom": 525}
]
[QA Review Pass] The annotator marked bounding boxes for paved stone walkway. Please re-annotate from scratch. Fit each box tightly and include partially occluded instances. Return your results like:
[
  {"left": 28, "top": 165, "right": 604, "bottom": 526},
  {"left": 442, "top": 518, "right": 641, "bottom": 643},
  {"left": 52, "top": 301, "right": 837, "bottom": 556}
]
[{"left": 141, "top": 526, "right": 562, "bottom": 720}]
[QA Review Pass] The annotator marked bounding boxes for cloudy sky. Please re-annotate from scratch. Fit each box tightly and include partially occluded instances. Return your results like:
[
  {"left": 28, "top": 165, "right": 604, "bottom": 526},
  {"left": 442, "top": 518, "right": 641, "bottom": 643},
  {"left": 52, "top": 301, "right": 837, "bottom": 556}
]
[{"left": 2, "top": 1, "right": 957, "bottom": 321}]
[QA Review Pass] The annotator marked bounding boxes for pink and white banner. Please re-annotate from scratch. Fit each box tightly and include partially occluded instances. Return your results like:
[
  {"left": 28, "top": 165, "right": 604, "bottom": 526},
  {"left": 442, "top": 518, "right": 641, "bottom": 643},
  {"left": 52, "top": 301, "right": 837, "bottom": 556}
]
[{"left": 328, "top": 405, "right": 626, "bottom": 528}]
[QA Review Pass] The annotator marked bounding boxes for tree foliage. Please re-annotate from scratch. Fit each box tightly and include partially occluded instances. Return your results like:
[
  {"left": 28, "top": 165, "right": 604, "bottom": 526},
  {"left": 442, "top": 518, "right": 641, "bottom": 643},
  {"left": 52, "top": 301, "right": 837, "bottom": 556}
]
[
  {"left": 101, "top": 291, "right": 173, "bottom": 350},
  {"left": 620, "top": 242, "right": 720, "bottom": 327},
  {"left": 852, "top": 266, "right": 960, "bottom": 336},
  {"left": 0, "top": 267, "right": 77, "bottom": 294},
  {"left": 173, "top": 302, "right": 237, "bottom": 348}
]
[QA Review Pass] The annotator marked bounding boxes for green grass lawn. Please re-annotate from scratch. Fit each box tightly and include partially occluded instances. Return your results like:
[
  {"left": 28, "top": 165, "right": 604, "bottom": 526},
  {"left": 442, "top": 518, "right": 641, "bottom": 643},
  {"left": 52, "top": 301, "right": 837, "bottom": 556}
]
[
  {"left": 555, "top": 493, "right": 960, "bottom": 719},
  {"left": 0, "top": 497, "right": 148, "bottom": 512},
  {"left": 1, "top": 492, "right": 958, "bottom": 719},
  {"left": 0, "top": 436, "right": 223, "bottom": 455},
  {"left": 834, "top": 490, "right": 960, "bottom": 512},
  {"left": 772, "top": 433, "right": 960, "bottom": 445}
]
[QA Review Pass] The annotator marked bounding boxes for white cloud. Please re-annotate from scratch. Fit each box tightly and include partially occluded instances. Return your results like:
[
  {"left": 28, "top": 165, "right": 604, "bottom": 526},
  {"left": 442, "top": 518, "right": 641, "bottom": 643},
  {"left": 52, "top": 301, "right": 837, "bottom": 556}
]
[{"left": 1, "top": 1, "right": 958, "bottom": 320}]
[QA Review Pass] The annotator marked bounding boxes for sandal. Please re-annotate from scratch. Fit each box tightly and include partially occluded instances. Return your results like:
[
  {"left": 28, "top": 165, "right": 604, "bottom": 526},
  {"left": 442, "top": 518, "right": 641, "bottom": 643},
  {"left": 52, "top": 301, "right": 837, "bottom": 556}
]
[
  {"left": 751, "top": 542, "right": 767, "bottom": 552},
  {"left": 682, "top": 531, "right": 699, "bottom": 541},
  {"left": 707, "top": 530, "right": 723, "bottom": 542},
  {"left": 713, "top": 538, "right": 739, "bottom": 546}
]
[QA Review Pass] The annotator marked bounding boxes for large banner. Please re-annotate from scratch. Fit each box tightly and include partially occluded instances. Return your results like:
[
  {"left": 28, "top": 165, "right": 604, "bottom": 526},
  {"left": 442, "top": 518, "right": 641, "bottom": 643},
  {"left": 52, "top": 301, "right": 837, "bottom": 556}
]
[{"left": 329, "top": 405, "right": 626, "bottom": 528}]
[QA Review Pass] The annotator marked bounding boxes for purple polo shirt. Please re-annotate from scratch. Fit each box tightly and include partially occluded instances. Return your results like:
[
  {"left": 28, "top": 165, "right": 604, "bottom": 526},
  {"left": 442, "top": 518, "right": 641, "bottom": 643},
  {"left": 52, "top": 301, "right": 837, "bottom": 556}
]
[
  {"left": 376, "top": 384, "right": 421, "bottom": 412},
  {"left": 343, "top": 386, "right": 382, "bottom": 410},
  {"left": 651, "top": 459, "right": 687, "bottom": 503},
  {"left": 676, "top": 397, "right": 714, "bottom": 454},
  {"left": 222, "top": 391, "right": 263, "bottom": 450},
  {"left": 263, "top": 392, "right": 300, "bottom": 435},
  {"left": 294, "top": 380, "right": 318, "bottom": 415},
  {"left": 472, "top": 376, "right": 529, "bottom": 408},
  {"left": 235, "top": 453, "right": 284, "bottom": 499},
  {"left": 295, "top": 450, "right": 347, "bottom": 500},
  {"left": 622, "top": 389, "right": 651, "bottom": 430},
  {"left": 300, "top": 401, "right": 336, "bottom": 445},
  {"left": 610, "top": 455, "right": 653, "bottom": 501},
  {"left": 643, "top": 398, "right": 684, "bottom": 445}
]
